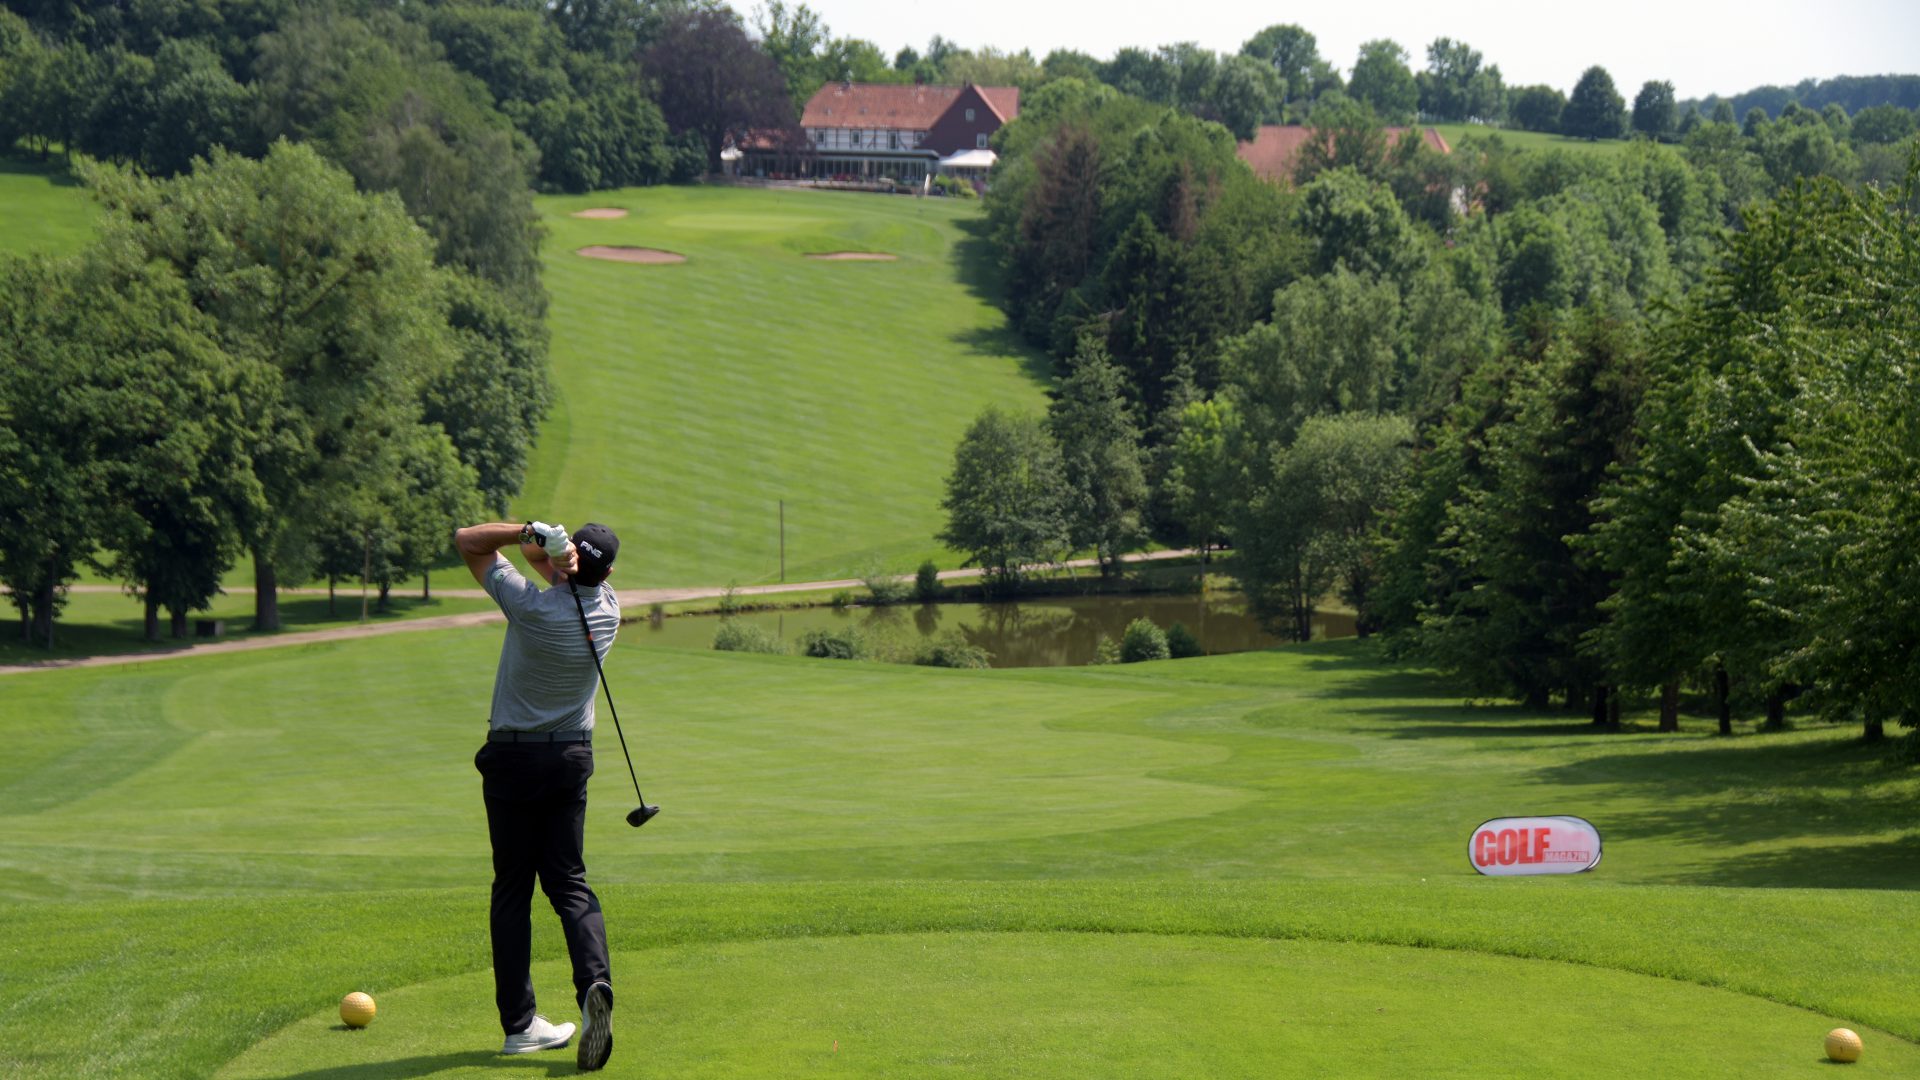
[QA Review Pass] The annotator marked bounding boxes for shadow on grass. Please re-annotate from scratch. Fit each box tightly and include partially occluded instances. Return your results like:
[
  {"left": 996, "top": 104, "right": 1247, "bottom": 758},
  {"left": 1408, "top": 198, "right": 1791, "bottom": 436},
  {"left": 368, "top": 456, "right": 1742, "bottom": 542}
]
[
  {"left": 266, "top": 1050, "right": 576, "bottom": 1078},
  {"left": 0, "top": 594, "right": 480, "bottom": 666},
  {"left": 946, "top": 216, "right": 1055, "bottom": 385},
  {"left": 0, "top": 152, "right": 81, "bottom": 186},
  {"left": 1651, "top": 833, "right": 1920, "bottom": 890},
  {"left": 1524, "top": 735, "right": 1920, "bottom": 887}
]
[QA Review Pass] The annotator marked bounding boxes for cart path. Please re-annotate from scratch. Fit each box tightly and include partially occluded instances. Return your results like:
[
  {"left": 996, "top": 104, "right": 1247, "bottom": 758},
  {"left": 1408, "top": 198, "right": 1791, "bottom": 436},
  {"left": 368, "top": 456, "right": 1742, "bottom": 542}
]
[{"left": 3, "top": 550, "right": 1200, "bottom": 675}]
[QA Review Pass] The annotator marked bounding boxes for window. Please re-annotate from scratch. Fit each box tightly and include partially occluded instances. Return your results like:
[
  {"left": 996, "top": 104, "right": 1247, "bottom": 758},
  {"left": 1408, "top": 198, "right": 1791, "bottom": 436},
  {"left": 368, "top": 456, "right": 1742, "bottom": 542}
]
[
  {"left": 965, "top": 108, "right": 975, "bottom": 122},
  {"left": 976, "top": 134, "right": 989, "bottom": 149},
  {"left": 889, "top": 132, "right": 898, "bottom": 149}
]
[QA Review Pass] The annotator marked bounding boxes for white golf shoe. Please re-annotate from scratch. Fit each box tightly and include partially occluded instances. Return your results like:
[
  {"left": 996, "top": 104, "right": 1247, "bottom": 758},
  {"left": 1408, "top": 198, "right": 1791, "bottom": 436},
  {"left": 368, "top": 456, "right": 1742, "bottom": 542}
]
[
  {"left": 578, "top": 980, "right": 614, "bottom": 1071},
  {"left": 501, "top": 1014, "right": 575, "bottom": 1054}
]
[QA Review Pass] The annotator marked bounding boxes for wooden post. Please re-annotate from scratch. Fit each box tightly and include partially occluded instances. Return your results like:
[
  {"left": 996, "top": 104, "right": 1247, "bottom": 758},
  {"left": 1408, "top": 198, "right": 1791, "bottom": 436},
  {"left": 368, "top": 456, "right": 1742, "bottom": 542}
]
[
  {"left": 361, "top": 533, "right": 371, "bottom": 623},
  {"left": 779, "top": 500, "right": 786, "bottom": 583}
]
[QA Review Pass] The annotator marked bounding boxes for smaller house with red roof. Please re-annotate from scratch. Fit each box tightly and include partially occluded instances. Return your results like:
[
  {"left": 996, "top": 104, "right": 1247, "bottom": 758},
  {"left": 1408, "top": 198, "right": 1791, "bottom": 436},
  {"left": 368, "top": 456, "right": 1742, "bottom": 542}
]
[
  {"left": 736, "top": 82, "right": 1020, "bottom": 185},
  {"left": 1236, "top": 125, "right": 1451, "bottom": 185}
]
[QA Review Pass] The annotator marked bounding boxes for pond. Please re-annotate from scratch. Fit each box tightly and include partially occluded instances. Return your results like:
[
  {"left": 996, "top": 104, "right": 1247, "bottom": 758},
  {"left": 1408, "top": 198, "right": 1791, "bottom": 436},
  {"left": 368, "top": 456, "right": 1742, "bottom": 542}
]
[{"left": 628, "top": 593, "right": 1357, "bottom": 668}]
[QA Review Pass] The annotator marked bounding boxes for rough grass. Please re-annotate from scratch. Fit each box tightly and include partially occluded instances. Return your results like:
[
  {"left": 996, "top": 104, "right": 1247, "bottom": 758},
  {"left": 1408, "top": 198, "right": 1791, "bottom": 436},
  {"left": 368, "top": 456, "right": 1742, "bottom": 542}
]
[
  {"left": 520, "top": 186, "right": 1050, "bottom": 587},
  {"left": 0, "top": 634, "right": 1914, "bottom": 1077}
]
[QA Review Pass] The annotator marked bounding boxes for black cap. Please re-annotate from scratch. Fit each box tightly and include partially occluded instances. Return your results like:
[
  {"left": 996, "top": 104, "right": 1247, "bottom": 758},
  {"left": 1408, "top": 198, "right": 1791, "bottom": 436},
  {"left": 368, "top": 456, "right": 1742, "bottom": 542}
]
[{"left": 573, "top": 523, "right": 619, "bottom": 587}]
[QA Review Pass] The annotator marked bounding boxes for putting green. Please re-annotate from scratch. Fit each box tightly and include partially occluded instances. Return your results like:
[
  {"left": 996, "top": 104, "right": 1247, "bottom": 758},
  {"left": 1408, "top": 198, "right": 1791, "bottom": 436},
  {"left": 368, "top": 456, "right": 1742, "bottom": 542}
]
[{"left": 218, "top": 932, "right": 1919, "bottom": 1078}]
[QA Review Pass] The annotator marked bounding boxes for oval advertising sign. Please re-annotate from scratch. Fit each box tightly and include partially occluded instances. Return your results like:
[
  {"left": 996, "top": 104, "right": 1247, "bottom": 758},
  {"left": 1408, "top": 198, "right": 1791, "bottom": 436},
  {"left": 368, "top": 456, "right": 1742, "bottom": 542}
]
[{"left": 1468, "top": 816, "right": 1603, "bottom": 876}]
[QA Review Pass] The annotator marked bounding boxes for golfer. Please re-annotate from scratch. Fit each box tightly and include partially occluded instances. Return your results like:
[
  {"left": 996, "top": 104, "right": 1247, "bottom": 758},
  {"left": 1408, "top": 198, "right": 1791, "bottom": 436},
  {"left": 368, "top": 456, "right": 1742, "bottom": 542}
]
[{"left": 455, "top": 519, "right": 622, "bottom": 1072}]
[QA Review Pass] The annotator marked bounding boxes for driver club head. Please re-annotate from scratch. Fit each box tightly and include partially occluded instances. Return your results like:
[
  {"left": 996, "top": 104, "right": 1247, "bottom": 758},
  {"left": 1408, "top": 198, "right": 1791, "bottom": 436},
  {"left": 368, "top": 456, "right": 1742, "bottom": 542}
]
[{"left": 627, "top": 804, "right": 660, "bottom": 828}]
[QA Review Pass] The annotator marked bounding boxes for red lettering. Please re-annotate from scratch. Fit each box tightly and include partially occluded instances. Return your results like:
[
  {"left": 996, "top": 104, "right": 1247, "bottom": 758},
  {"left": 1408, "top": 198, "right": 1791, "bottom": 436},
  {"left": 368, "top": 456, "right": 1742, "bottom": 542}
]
[
  {"left": 1496, "top": 829, "right": 1519, "bottom": 865},
  {"left": 1474, "top": 831, "right": 1496, "bottom": 866},
  {"left": 1535, "top": 828, "right": 1551, "bottom": 863}
]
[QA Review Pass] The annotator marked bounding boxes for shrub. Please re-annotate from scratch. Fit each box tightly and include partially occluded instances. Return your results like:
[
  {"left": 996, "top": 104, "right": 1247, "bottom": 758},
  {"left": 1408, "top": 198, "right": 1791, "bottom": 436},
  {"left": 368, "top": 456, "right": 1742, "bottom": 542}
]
[
  {"left": 1092, "top": 636, "right": 1123, "bottom": 665},
  {"left": 861, "top": 560, "right": 911, "bottom": 605},
  {"left": 712, "top": 620, "right": 786, "bottom": 654},
  {"left": 717, "top": 582, "right": 742, "bottom": 616},
  {"left": 1166, "top": 622, "right": 1203, "bottom": 659},
  {"left": 830, "top": 589, "right": 854, "bottom": 609},
  {"left": 1120, "top": 617, "right": 1170, "bottom": 663},
  {"left": 915, "top": 560, "right": 942, "bottom": 602},
  {"left": 798, "top": 626, "right": 869, "bottom": 659},
  {"left": 914, "top": 631, "right": 991, "bottom": 669}
]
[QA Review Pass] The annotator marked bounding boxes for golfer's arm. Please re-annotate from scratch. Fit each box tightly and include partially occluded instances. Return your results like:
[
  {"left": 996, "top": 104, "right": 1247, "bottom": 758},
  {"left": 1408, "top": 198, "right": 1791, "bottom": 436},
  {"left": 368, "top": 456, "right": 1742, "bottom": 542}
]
[
  {"left": 521, "top": 541, "right": 565, "bottom": 587},
  {"left": 455, "top": 522, "right": 526, "bottom": 585}
]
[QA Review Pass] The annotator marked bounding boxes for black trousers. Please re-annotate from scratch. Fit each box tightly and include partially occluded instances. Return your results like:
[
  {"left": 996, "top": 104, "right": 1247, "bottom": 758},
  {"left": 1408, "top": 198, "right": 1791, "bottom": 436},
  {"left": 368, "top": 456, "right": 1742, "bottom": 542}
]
[{"left": 475, "top": 740, "right": 612, "bottom": 1035}]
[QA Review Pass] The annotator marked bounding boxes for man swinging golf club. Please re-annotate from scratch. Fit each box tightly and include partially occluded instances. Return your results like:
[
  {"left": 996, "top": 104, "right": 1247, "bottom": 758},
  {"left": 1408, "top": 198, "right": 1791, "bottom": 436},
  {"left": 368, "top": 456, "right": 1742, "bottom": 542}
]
[{"left": 456, "top": 518, "right": 622, "bottom": 1071}]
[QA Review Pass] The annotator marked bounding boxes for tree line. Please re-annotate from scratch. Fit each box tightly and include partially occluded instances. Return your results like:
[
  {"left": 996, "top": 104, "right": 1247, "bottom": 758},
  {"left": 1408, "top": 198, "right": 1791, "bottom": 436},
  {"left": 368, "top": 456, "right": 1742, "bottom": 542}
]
[
  {"left": 1, "top": 143, "right": 551, "bottom": 644},
  {"left": 946, "top": 76, "right": 1919, "bottom": 745}
]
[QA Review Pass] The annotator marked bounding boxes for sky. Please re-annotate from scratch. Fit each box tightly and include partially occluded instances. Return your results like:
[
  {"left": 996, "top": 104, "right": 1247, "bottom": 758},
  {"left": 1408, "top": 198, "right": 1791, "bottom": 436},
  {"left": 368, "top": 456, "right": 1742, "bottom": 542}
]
[{"left": 785, "top": 0, "right": 1920, "bottom": 102}]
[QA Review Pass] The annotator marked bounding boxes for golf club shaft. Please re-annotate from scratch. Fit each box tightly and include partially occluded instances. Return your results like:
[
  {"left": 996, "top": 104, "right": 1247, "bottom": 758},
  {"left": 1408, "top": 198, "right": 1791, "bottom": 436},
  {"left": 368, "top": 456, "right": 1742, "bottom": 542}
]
[{"left": 569, "top": 579, "right": 646, "bottom": 807}]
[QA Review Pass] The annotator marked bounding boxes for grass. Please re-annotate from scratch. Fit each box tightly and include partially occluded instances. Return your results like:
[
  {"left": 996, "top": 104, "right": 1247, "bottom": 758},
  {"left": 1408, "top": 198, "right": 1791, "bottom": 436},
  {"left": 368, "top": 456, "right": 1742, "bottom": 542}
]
[
  {"left": 0, "top": 633, "right": 1914, "bottom": 1076},
  {"left": 0, "top": 585, "right": 495, "bottom": 666},
  {"left": 1433, "top": 123, "right": 1639, "bottom": 158},
  {"left": 520, "top": 186, "right": 1050, "bottom": 587},
  {"left": 0, "top": 153, "right": 97, "bottom": 256}
]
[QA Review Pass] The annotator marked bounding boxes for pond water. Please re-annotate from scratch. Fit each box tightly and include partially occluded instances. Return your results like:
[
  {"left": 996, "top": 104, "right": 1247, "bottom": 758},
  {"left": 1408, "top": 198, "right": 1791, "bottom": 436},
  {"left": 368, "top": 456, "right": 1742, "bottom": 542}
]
[{"left": 628, "top": 593, "right": 1357, "bottom": 668}]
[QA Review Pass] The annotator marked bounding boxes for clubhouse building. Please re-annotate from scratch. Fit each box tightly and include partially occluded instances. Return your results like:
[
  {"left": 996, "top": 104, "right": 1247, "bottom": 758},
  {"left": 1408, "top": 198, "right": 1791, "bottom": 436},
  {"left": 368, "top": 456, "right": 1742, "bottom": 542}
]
[{"left": 732, "top": 82, "right": 1020, "bottom": 185}]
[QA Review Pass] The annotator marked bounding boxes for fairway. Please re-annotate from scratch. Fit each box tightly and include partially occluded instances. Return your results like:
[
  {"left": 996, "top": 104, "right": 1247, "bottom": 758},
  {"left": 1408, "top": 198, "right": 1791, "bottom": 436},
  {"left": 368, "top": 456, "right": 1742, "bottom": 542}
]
[
  {"left": 0, "top": 155, "right": 96, "bottom": 256},
  {"left": 522, "top": 186, "right": 1050, "bottom": 587},
  {"left": 2, "top": 634, "right": 1916, "bottom": 1077}
]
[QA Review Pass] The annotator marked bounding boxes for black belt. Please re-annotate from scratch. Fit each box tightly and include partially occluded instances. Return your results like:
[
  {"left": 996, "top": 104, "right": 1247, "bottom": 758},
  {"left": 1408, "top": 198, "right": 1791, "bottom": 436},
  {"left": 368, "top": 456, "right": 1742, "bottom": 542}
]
[{"left": 488, "top": 729, "right": 592, "bottom": 744}]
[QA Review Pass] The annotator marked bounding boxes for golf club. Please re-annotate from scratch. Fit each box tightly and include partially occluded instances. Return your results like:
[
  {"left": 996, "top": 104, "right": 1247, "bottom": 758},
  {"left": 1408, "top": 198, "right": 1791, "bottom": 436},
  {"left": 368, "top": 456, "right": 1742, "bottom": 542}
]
[{"left": 568, "top": 577, "right": 658, "bottom": 828}]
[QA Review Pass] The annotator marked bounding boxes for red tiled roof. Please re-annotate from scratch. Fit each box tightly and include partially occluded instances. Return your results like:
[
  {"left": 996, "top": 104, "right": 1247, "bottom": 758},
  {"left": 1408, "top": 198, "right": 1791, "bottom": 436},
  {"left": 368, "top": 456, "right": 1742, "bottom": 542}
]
[
  {"left": 1235, "top": 125, "right": 1451, "bottom": 184},
  {"left": 801, "top": 83, "right": 1020, "bottom": 130}
]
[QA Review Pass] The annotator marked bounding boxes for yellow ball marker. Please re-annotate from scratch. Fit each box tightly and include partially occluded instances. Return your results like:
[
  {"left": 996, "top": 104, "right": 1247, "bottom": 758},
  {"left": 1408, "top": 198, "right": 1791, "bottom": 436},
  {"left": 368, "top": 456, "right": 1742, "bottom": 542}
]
[
  {"left": 340, "top": 992, "right": 377, "bottom": 1029},
  {"left": 1825, "top": 1027, "right": 1863, "bottom": 1063}
]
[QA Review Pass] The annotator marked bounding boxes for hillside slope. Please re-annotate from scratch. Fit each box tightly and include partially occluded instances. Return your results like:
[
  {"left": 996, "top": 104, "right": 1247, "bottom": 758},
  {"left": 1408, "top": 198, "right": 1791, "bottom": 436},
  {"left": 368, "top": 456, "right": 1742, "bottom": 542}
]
[{"left": 522, "top": 186, "right": 1051, "bottom": 587}]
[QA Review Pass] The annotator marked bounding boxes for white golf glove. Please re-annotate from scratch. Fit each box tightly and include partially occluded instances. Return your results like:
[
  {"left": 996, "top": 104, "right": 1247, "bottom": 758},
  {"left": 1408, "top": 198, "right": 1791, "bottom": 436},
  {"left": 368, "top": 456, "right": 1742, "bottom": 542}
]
[{"left": 526, "top": 521, "right": 570, "bottom": 559}]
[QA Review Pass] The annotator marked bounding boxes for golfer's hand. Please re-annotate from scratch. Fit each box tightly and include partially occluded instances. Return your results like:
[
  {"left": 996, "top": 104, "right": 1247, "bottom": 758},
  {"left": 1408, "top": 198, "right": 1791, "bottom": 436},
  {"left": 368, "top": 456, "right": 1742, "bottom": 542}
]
[
  {"left": 558, "top": 543, "right": 580, "bottom": 579},
  {"left": 539, "top": 524, "right": 570, "bottom": 560}
]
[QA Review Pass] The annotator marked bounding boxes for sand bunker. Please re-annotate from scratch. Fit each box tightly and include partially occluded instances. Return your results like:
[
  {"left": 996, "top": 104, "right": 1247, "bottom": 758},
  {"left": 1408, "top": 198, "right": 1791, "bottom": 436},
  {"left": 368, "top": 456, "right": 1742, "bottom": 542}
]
[
  {"left": 570, "top": 208, "right": 629, "bottom": 219},
  {"left": 577, "top": 245, "right": 685, "bottom": 264},
  {"left": 805, "top": 251, "right": 898, "bottom": 261}
]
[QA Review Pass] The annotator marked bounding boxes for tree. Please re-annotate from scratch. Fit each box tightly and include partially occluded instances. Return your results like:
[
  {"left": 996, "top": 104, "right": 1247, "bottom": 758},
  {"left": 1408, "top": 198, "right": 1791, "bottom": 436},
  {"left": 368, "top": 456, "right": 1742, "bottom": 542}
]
[
  {"left": 1240, "top": 24, "right": 1334, "bottom": 115},
  {"left": 1851, "top": 104, "right": 1916, "bottom": 145},
  {"left": 80, "top": 249, "right": 267, "bottom": 640},
  {"left": 1419, "top": 311, "right": 1645, "bottom": 710},
  {"left": 755, "top": 0, "right": 830, "bottom": 109},
  {"left": 1590, "top": 172, "right": 1920, "bottom": 742},
  {"left": 1296, "top": 94, "right": 1389, "bottom": 184},
  {"left": 1208, "top": 55, "right": 1278, "bottom": 140},
  {"left": 425, "top": 270, "right": 553, "bottom": 516},
  {"left": 1418, "top": 38, "right": 1504, "bottom": 123},
  {"left": 91, "top": 142, "right": 462, "bottom": 632},
  {"left": 1219, "top": 266, "right": 1404, "bottom": 454},
  {"left": 938, "top": 407, "right": 1071, "bottom": 589},
  {"left": 1232, "top": 413, "right": 1413, "bottom": 640},
  {"left": 0, "top": 257, "right": 107, "bottom": 647},
  {"left": 1348, "top": 39, "right": 1417, "bottom": 124},
  {"left": 1165, "top": 398, "right": 1242, "bottom": 559},
  {"left": 1631, "top": 80, "right": 1676, "bottom": 141},
  {"left": 1563, "top": 66, "right": 1625, "bottom": 140},
  {"left": 1294, "top": 166, "right": 1423, "bottom": 282},
  {"left": 1509, "top": 84, "right": 1565, "bottom": 133},
  {"left": 644, "top": 6, "right": 795, "bottom": 171},
  {"left": 1048, "top": 340, "right": 1148, "bottom": 576}
]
